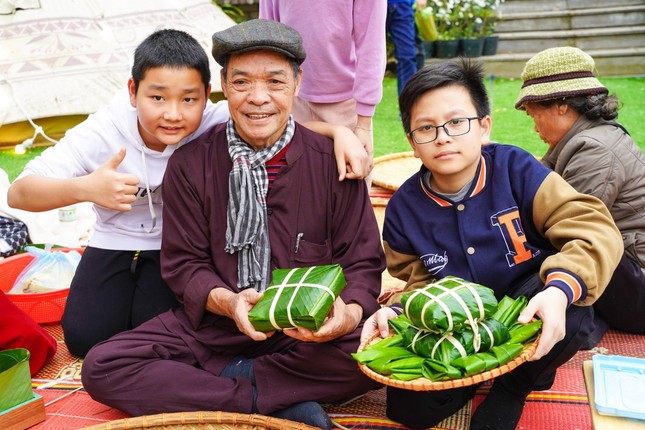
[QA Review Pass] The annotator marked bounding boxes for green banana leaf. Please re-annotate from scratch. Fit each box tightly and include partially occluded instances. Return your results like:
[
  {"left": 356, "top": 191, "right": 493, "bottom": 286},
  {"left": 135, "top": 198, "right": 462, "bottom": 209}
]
[
  {"left": 451, "top": 343, "right": 525, "bottom": 376},
  {"left": 491, "top": 295, "right": 528, "bottom": 327},
  {"left": 401, "top": 276, "right": 498, "bottom": 334},
  {"left": 365, "top": 352, "right": 423, "bottom": 375},
  {"left": 402, "top": 318, "right": 510, "bottom": 363},
  {"left": 377, "top": 356, "right": 427, "bottom": 375},
  {"left": 507, "top": 319, "right": 543, "bottom": 344},
  {"left": 352, "top": 345, "right": 413, "bottom": 364},
  {"left": 352, "top": 296, "right": 541, "bottom": 383},
  {"left": 391, "top": 370, "right": 426, "bottom": 381},
  {"left": 389, "top": 314, "right": 414, "bottom": 335},
  {"left": 248, "top": 264, "right": 346, "bottom": 332},
  {"left": 0, "top": 348, "right": 33, "bottom": 412},
  {"left": 421, "top": 358, "right": 462, "bottom": 381},
  {"left": 364, "top": 333, "right": 403, "bottom": 350}
]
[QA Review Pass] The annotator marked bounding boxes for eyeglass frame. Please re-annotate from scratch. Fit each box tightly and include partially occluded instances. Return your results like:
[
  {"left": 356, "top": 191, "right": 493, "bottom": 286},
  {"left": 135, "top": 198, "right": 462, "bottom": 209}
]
[{"left": 408, "top": 117, "right": 483, "bottom": 144}]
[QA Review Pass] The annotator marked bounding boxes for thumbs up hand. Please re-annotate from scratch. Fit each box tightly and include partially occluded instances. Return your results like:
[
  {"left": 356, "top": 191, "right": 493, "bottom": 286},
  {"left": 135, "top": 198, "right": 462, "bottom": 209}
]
[{"left": 87, "top": 148, "right": 140, "bottom": 211}]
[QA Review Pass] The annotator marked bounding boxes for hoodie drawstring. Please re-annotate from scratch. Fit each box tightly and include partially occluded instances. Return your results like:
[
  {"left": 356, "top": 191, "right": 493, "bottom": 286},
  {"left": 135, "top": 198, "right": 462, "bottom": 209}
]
[{"left": 140, "top": 147, "right": 157, "bottom": 233}]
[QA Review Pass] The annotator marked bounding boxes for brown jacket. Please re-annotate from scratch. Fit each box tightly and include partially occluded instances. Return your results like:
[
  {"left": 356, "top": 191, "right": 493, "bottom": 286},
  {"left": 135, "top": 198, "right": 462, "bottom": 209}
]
[{"left": 541, "top": 116, "right": 645, "bottom": 269}]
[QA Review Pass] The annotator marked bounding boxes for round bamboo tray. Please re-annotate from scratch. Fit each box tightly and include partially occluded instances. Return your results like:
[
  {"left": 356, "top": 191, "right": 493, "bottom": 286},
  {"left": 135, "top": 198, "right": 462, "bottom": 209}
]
[
  {"left": 356, "top": 330, "right": 539, "bottom": 392},
  {"left": 371, "top": 152, "right": 422, "bottom": 192},
  {"left": 80, "top": 411, "right": 319, "bottom": 430}
]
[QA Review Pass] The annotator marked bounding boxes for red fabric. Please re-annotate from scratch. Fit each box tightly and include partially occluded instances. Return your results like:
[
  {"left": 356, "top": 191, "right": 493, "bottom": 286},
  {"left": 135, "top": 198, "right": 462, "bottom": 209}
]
[
  {"left": 0, "top": 291, "right": 57, "bottom": 376},
  {"left": 266, "top": 142, "right": 290, "bottom": 188}
]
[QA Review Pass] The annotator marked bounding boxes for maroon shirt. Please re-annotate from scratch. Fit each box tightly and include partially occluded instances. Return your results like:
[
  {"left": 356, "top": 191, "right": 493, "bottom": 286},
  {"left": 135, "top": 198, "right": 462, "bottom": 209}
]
[{"left": 161, "top": 122, "right": 385, "bottom": 331}]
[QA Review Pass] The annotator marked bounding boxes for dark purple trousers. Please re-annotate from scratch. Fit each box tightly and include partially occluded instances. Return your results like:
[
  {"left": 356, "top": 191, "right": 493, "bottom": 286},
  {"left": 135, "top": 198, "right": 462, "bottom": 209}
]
[
  {"left": 81, "top": 308, "right": 382, "bottom": 417},
  {"left": 594, "top": 253, "right": 645, "bottom": 334}
]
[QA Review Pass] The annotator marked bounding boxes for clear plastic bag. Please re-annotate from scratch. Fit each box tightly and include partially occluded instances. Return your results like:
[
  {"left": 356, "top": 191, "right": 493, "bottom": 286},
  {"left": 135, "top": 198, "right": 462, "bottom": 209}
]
[{"left": 10, "top": 246, "right": 81, "bottom": 294}]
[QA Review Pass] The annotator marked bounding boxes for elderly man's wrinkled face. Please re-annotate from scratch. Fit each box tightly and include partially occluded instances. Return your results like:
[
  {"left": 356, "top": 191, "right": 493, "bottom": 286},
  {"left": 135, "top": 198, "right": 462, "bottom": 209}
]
[{"left": 222, "top": 50, "right": 301, "bottom": 150}]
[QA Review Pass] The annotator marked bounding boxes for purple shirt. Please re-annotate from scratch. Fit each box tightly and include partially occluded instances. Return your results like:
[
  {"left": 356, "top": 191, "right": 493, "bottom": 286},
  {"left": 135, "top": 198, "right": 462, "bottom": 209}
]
[{"left": 259, "top": 0, "right": 387, "bottom": 116}]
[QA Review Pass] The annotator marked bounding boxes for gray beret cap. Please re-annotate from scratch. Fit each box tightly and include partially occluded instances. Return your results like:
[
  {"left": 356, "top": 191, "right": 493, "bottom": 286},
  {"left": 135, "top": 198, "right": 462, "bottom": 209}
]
[{"left": 212, "top": 19, "right": 306, "bottom": 67}]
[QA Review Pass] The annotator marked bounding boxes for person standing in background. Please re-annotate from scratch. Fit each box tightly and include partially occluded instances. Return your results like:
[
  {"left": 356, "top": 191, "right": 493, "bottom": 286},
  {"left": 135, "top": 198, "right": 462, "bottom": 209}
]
[
  {"left": 259, "top": 0, "right": 387, "bottom": 185},
  {"left": 387, "top": 0, "right": 427, "bottom": 95}
]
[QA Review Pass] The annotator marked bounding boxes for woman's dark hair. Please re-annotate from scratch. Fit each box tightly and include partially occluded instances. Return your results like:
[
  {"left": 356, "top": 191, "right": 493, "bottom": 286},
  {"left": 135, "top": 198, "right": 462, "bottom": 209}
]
[
  {"left": 537, "top": 93, "right": 622, "bottom": 121},
  {"left": 399, "top": 58, "right": 490, "bottom": 133},
  {"left": 131, "top": 29, "right": 211, "bottom": 94}
]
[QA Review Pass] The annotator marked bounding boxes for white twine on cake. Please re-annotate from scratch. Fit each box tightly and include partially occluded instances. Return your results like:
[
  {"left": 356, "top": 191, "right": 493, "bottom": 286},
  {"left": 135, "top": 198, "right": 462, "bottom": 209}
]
[
  {"left": 266, "top": 267, "right": 337, "bottom": 330},
  {"left": 405, "top": 278, "right": 487, "bottom": 351}
]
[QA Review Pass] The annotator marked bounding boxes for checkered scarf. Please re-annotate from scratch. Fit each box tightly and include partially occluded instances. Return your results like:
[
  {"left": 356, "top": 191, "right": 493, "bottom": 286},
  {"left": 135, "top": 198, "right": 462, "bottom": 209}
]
[{"left": 225, "top": 117, "right": 295, "bottom": 291}]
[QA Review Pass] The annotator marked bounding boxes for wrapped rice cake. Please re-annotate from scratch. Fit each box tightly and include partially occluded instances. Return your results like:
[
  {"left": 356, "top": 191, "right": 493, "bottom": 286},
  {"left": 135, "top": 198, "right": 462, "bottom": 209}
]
[
  {"left": 248, "top": 264, "right": 346, "bottom": 332},
  {"left": 401, "top": 276, "right": 498, "bottom": 334},
  {"left": 354, "top": 291, "right": 542, "bottom": 384},
  {"left": 401, "top": 318, "right": 510, "bottom": 363}
]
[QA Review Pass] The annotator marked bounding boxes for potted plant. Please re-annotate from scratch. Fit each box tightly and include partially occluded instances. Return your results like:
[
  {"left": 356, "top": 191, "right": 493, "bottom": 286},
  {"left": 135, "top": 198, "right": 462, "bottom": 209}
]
[
  {"left": 430, "top": 0, "right": 504, "bottom": 58},
  {"left": 430, "top": 0, "right": 464, "bottom": 58},
  {"left": 479, "top": 0, "right": 504, "bottom": 55},
  {"left": 458, "top": 1, "right": 485, "bottom": 57}
]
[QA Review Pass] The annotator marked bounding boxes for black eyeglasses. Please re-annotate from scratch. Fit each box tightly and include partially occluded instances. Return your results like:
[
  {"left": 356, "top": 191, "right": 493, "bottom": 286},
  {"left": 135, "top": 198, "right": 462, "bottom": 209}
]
[{"left": 408, "top": 117, "right": 482, "bottom": 144}]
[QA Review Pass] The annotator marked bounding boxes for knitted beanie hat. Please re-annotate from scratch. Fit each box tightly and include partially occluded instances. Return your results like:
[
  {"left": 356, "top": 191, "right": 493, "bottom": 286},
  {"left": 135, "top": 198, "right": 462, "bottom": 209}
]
[{"left": 515, "top": 46, "right": 608, "bottom": 110}]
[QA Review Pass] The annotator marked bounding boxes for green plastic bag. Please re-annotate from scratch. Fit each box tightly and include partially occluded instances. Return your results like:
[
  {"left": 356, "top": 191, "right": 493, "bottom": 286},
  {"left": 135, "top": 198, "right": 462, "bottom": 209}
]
[
  {"left": 0, "top": 348, "right": 33, "bottom": 412},
  {"left": 415, "top": 7, "right": 438, "bottom": 42}
]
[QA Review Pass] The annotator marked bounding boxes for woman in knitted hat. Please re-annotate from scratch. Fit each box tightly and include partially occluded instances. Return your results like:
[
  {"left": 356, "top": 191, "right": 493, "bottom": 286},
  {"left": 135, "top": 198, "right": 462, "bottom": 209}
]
[{"left": 516, "top": 46, "right": 645, "bottom": 343}]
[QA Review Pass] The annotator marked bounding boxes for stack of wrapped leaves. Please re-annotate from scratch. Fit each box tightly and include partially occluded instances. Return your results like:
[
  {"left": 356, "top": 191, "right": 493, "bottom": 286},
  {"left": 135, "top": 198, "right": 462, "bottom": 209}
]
[
  {"left": 353, "top": 276, "right": 542, "bottom": 382},
  {"left": 248, "top": 264, "right": 346, "bottom": 332}
]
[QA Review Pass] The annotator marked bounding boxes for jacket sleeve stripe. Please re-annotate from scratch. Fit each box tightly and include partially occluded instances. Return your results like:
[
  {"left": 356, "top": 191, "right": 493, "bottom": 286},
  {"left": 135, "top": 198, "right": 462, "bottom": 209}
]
[{"left": 545, "top": 270, "right": 586, "bottom": 305}]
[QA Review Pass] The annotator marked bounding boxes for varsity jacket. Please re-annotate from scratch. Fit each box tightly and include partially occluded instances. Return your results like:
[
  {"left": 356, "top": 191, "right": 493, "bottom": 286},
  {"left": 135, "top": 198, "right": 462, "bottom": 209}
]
[
  {"left": 541, "top": 116, "right": 645, "bottom": 269},
  {"left": 383, "top": 144, "right": 622, "bottom": 306}
]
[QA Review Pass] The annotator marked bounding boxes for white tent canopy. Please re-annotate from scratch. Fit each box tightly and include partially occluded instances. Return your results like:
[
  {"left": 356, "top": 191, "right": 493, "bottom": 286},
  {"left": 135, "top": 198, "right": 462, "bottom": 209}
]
[{"left": 0, "top": 0, "right": 233, "bottom": 130}]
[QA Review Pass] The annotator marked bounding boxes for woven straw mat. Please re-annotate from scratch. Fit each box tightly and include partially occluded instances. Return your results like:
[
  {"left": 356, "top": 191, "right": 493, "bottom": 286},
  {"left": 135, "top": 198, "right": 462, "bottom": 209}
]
[{"left": 80, "top": 411, "right": 318, "bottom": 430}]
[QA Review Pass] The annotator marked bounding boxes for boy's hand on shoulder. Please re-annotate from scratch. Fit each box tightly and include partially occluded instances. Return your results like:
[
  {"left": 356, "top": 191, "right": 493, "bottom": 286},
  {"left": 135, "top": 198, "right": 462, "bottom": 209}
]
[
  {"left": 332, "top": 125, "right": 370, "bottom": 181},
  {"left": 88, "top": 148, "right": 140, "bottom": 211},
  {"left": 300, "top": 121, "right": 371, "bottom": 181},
  {"left": 519, "top": 286, "right": 567, "bottom": 361}
]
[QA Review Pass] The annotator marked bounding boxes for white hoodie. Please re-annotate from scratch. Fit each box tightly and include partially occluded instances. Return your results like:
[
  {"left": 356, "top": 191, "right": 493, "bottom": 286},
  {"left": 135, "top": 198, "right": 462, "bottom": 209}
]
[{"left": 19, "top": 88, "right": 229, "bottom": 251}]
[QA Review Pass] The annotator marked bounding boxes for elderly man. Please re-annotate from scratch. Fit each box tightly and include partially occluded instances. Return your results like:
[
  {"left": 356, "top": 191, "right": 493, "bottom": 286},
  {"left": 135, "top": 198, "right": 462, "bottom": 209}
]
[{"left": 81, "top": 19, "right": 385, "bottom": 429}]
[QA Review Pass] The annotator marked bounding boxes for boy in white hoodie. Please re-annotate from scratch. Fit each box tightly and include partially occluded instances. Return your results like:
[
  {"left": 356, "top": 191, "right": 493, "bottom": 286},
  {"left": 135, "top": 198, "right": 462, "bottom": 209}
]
[{"left": 8, "top": 29, "right": 369, "bottom": 357}]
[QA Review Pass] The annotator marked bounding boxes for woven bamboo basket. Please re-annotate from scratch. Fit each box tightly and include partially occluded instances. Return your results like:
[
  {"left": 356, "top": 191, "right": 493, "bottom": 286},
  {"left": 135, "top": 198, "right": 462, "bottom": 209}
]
[
  {"left": 80, "top": 411, "right": 319, "bottom": 430},
  {"left": 371, "top": 152, "right": 421, "bottom": 192},
  {"left": 356, "top": 329, "right": 539, "bottom": 392}
]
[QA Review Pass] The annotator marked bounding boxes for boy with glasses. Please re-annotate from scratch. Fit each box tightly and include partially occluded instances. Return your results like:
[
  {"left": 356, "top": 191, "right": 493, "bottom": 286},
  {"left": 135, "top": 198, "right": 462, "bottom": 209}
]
[{"left": 361, "top": 58, "right": 623, "bottom": 429}]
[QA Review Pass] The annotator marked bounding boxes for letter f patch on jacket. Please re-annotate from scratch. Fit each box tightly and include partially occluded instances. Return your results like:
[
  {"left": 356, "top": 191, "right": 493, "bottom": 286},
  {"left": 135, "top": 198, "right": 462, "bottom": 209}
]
[{"left": 491, "top": 207, "right": 540, "bottom": 267}]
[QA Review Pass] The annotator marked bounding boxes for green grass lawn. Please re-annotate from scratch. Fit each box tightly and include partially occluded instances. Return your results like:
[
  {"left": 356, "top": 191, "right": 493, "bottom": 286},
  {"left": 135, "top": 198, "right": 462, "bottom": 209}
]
[
  {"left": 1, "top": 76, "right": 643, "bottom": 181},
  {"left": 373, "top": 76, "right": 645, "bottom": 158}
]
